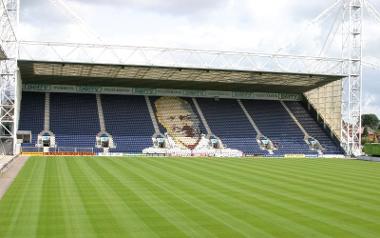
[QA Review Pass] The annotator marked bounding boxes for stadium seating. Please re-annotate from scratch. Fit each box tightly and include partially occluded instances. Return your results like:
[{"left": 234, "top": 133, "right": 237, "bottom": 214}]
[
  {"left": 185, "top": 98, "right": 207, "bottom": 133},
  {"left": 50, "top": 93, "right": 100, "bottom": 149},
  {"left": 242, "top": 99, "right": 315, "bottom": 155},
  {"left": 197, "top": 98, "right": 263, "bottom": 155},
  {"left": 19, "top": 92, "right": 342, "bottom": 155},
  {"left": 18, "top": 92, "right": 45, "bottom": 146},
  {"left": 285, "top": 101, "right": 343, "bottom": 154},
  {"left": 102, "top": 95, "right": 155, "bottom": 153}
]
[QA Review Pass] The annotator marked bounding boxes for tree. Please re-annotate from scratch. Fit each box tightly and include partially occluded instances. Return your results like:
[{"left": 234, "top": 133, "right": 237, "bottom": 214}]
[
  {"left": 363, "top": 127, "right": 368, "bottom": 137},
  {"left": 362, "top": 114, "right": 379, "bottom": 129}
]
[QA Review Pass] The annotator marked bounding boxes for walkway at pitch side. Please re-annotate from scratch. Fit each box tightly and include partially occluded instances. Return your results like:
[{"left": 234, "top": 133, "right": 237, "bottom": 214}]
[
  {"left": 358, "top": 156, "right": 380, "bottom": 162},
  {"left": 0, "top": 156, "right": 29, "bottom": 200}
]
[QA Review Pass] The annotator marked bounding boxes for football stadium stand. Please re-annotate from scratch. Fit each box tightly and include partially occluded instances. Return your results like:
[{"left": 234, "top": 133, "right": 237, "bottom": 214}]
[
  {"left": 50, "top": 93, "right": 100, "bottom": 150},
  {"left": 197, "top": 98, "right": 263, "bottom": 155},
  {"left": 18, "top": 91, "right": 343, "bottom": 156},
  {"left": 102, "top": 95, "right": 155, "bottom": 153},
  {"left": 18, "top": 92, "right": 45, "bottom": 146},
  {"left": 285, "top": 101, "right": 343, "bottom": 154},
  {"left": 242, "top": 99, "right": 315, "bottom": 155}
]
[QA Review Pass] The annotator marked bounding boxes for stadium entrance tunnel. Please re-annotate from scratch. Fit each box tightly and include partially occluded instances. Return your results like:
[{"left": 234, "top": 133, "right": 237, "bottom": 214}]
[
  {"left": 36, "top": 131, "right": 56, "bottom": 152},
  {"left": 257, "top": 135, "right": 277, "bottom": 154},
  {"left": 208, "top": 135, "right": 224, "bottom": 149},
  {"left": 152, "top": 133, "right": 167, "bottom": 149},
  {"left": 96, "top": 132, "right": 115, "bottom": 153},
  {"left": 305, "top": 136, "right": 324, "bottom": 155}
]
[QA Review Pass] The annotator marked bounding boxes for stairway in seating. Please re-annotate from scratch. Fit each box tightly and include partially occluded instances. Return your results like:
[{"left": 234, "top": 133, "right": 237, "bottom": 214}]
[
  {"left": 50, "top": 93, "right": 100, "bottom": 149},
  {"left": 237, "top": 99, "right": 262, "bottom": 136},
  {"left": 96, "top": 94, "right": 106, "bottom": 132},
  {"left": 280, "top": 101, "right": 309, "bottom": 137},
  {"left": 18, "top": 92, "right": 45, "bottom": 146},
  {"left": 285, "top": 101, "right": 343, "bottom": 154},
  {"left": 192, "top": 98, "right": 212, "bottom": 135},
  {"left": 243, "top": 99, "right": 314, "bottom": 155},
  {"left": 145, "top": 96, "right": 161, "bottom": 135},
  {"left": 197, "top": 98, "right": 262, "bottom": 154},
  {"left": 44, "top": 92, "right": 50, "bottom": 131},
  {"left": 101, "top": 95, "right": 154, "bottom": 153}
]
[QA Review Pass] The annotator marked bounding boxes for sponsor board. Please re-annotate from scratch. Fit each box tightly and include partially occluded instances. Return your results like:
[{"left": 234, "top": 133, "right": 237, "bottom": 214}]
[
  {"left": 305, "top": 154, "right": 319, "bottom": 158},
  {"left": 23, "top": 84, "right": 302, "bottom": 101},
  {"left": 21, "top": 152, "right": 44, "bottom": 156},
  {"left": 97, "top": 153, "right": 125, "bottom": 157},
  {"left": 284, "top": 154, "right": 306, "bottom": 158},
  {"left": 320, "top": 154, "right": 346, "bottom": 158},
  {"left": 43, "top": 152, "right": 96, "bottom": 156}
]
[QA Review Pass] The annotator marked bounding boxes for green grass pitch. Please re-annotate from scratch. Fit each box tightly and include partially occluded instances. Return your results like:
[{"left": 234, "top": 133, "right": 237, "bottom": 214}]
[{"left": 1, "top": 157, "right": 380, "bottom": 238}]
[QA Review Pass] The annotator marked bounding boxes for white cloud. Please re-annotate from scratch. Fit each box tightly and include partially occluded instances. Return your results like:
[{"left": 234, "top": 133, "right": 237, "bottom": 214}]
[
  {"left": 19, "top": 0, "right": 380, "bottom": 116},
  {"left": 362, "top": 93, "right": 380, "bottom": 117}
]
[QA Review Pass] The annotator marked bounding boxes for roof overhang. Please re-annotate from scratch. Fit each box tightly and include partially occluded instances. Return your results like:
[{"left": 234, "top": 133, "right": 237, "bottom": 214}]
[{"left": 18, "top": 60, "right": 345, "bottom": 94}]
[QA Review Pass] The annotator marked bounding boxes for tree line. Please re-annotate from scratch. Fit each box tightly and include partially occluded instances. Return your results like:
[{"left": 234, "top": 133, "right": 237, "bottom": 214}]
[{"left": 362, "top": 114, "right": 380, "bottom": 144}]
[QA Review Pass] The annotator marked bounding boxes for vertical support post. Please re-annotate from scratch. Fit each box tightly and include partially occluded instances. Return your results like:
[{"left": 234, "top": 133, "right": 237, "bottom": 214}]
[
  {"left": 0, "top": 0, "right": 19, "bottom": 155},
  {"left": 341, "top": 0, "right": 362, "bottom": 156}
]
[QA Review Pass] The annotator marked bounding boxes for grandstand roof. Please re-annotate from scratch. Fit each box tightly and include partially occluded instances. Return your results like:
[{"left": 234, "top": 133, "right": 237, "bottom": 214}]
[{"left": 18, "top": 60, "right": 344, "bottom": 93}]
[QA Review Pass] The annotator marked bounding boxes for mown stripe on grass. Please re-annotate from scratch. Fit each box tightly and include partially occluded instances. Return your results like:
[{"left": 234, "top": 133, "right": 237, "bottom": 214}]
[
  {"left": 208, "top": 158, "right": 380, "bottom": 207},
  {"left": 1, "top": 157, "right": 380, "bottom": 238},
  {"left": 111, "top": 158, "right": 271, "bottom": 238},
  {"left": 189, "top": 159, "right": 380, "bottom": 224},
  {"left": 0, "top": 157, "right": 46, "bottom": 238},
  {"left": 143, "top": 158, "right": 357, "bottom": 238},
  {"left": 56, "top": 158, "right": 98, "bottom": 238},
  {"left": 90, "top": 158, "right": 218, "bottom": 238},
  {"left": 126, "top": 158, "right": 322, "bottom": 238},
  {"left": 36, "top": 158, "right": 70, "bottom": 237},
  {"left": 206, "top": 158, "right": 380, "bottom": 212},
  {"left": 65, "top": 158, "right": 133, "bottom": 238},
  {"left": 257, "top": 159, "right": 380, "bottom": 182},
  {"left": 78, "top": 158, "right": 188, "bottom": 238},
  {"left": 77, "top": 158, "right": 175, "bottom": 238},
  {"left": 236, "top": 159, "right": 380, "bottom": 193},
  {"left": 158, "top": 158, "right": 380, "bottom": 238}
]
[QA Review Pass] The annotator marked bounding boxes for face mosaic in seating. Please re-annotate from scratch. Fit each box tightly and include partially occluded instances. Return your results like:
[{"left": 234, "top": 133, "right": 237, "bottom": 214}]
[{"left": 155, "top": 97, "right": 202, "bottom": 150}]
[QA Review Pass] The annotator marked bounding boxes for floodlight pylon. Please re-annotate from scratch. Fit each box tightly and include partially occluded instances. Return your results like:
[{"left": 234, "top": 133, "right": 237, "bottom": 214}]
[
  {"left": 0, "top": 0, "right": 19, "bottom": 155},
  {"left": 340, "top": 0, "right": 363, "bottom": 156}
]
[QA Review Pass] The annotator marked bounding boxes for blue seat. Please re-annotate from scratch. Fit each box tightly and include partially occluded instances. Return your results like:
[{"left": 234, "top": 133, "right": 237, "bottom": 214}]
[
  {"left": 197, "top": 98, "right": 263, "bottom": 155},
  {"left": 102, "top": 95, "right": 155, "bottom": 153},
  {"left": 285, "top": 101, "right": 343, "bottom": 154},
  {"left": 242, "top": 100, "right": 315, "bottom": 156},
  {"left": 50, "top": 93, "right": 100, "bottom": 149},
  {"left": 18, "top": 92, "right": 45, "bottom": 146}
]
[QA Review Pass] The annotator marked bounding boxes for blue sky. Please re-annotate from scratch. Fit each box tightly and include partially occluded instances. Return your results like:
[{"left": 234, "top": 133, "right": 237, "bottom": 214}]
[{"left": 20, "top": 0, "right": 380, "bottom": 117}]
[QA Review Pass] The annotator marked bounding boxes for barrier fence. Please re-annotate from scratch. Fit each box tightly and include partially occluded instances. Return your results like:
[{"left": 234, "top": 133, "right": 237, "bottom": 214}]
[{"left": 21, "top": 146, "right": 96, "bottom": 156}]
